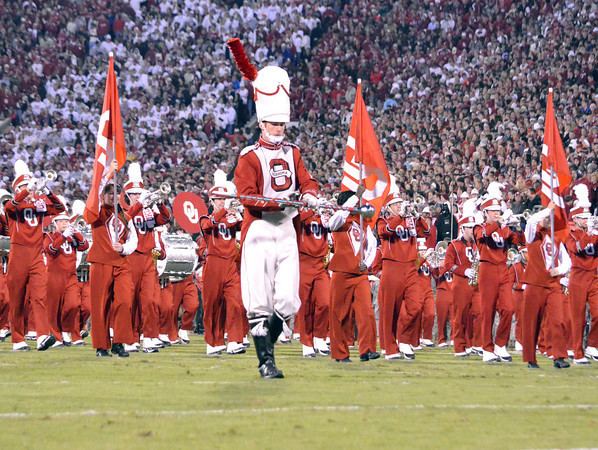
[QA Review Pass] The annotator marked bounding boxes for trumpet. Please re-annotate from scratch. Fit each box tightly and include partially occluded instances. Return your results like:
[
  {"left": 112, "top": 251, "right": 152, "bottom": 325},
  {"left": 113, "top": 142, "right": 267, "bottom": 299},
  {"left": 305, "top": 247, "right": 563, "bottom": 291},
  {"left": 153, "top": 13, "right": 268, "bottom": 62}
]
[
  {"left": 145, "top": 182, "right": 171, "bottom": 205},
  {"left": 71, "top": 215, "right": 89, "bottom": 232},
  {"left": 45, "top": 170, "right": 57, "bottom": 182},
  {"left": 506, "top": 248, "right": 520, "bottom": 265},
  {"left": 413, "top": 194, "right": 425, "bottom": 212},
  {"left": 0, "top": 192, "right": 13, "bottom": 213}
]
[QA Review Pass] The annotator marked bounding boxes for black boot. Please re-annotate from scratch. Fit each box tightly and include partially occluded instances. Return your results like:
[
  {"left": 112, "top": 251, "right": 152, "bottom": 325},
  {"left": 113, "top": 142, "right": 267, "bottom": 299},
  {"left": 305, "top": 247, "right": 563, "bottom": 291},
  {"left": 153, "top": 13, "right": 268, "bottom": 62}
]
[
  {"left": 268, "top": 313, "right": 285, "bottom": 345},
  {"left": 253, "top": 334, "right": 284, "bottom": 379}
]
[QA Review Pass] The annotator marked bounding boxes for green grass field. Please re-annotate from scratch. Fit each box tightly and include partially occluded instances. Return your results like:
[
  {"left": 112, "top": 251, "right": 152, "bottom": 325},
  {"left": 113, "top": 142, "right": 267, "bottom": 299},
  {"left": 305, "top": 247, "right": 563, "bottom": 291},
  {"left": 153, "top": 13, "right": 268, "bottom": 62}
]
[{"left": 0, "top": 337, "right": 597, "bottom": 450}]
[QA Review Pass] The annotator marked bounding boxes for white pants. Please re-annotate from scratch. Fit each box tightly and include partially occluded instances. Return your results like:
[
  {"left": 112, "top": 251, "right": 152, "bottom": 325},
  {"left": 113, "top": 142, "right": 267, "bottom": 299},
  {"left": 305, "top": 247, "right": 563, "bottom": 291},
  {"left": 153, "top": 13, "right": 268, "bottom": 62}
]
[{"left": 241, "top": 217, "right": 300, "bottom": 319}]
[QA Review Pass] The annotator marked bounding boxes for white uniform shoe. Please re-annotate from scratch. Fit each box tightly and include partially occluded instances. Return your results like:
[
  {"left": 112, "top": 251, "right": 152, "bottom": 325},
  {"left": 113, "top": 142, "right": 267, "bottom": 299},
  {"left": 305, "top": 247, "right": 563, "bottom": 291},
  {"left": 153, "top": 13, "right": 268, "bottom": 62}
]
[
  {"left": 482, "top": 351, "right": 500, "bottom": 363},
  {"left": 567, "top": 349, "right": 575, "bottom": 358},
  {"left": 420, "top": 339, "right": 434, "bottom": 348},
  {"left": 226, "top": 342, "right": 246, "bottom": 354},
  {"left": 494, "top": 345, "right": 512, "bottom": 362},
  {"left": 124, "top": 343, "right": 140, "bottom": 352},
  {"left": 62, "top": 332, "right": 72, "bottom": 345},
  {"left": 206, "top": 344, "right": 226, "bottom": 356},
  {"left": 573, "top": 357, "right": 591, "bottom": 365},
  {"left": 585, "top": 346, "right": 598, "bottom": 361},
  {"left": 142, "top": 337, "right": 159, "bottom": 353},
  {"left": 150, "top": 338, "right": 164, "bottom": 348},
  {"left": 313, "top": 337, "right": 330, "bottom": 355},
  {"left": 385, "top": 353, "right": 402, "bottom": 360},
  {"left": 399, "top": 343, "right": 415, "bottom": 360},
  {"left": 454, "top": 351, "right": 469, "bottom": 357},
  {"left": 302, "top": 345, "right": 316, "bottom": 358},
  {"left": 12, "top": 341, "right": 30, "bottom": 352},
  {"left": 438, "top": 342, "right": 449, "bottom": 349},
  {"left": 514, "top": 341, "right": 523, "bottom": 352},
  {"left": 242, "top": 335, "right": 250, "bottom": 348},
  {"left": 178, "top": 329, "right": 190, "bottom": 344},
  {"left": 25, "top": 331, "right": 37, "bottom": 340},
  {"left": 0, "top": 328, "right": 10, "bottom": 340}
]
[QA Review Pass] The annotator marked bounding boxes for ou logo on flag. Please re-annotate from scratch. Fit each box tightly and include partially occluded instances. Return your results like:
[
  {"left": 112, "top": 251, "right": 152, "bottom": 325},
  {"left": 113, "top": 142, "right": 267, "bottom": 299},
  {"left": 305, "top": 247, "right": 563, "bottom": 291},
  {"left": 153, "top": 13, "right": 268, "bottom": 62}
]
[
  {"left": 172, "top": 192, "right": 208, "bottom": 234},
  {"left": 183, "top": 201, "right": 199, "bottom": 224}
]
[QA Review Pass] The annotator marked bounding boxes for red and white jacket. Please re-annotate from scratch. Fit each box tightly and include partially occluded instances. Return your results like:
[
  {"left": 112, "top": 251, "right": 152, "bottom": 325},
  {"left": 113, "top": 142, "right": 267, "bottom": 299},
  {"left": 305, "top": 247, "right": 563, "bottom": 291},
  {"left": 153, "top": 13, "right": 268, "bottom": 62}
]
[{"left": 234, "top": 138, "right": 319, "bottom": 243}]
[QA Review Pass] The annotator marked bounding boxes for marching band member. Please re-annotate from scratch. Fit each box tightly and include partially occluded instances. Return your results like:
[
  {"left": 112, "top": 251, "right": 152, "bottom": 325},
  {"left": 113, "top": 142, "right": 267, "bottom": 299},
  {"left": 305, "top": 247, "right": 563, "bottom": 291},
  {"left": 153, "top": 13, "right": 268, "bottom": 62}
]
[
  {"left": 159, "top": 227, "right": 200, "bottom": 346},
  {"left": 71, "top": 199, "right": 91, "bottom": 345},
  {"left": 441, "top": 202, "right": 479, "bottom": 357},
  {"left": 415, "top": 239, "right": 435, "bottom": 348},
  {"left": 508, "top": 245, "right": 527, "bottom": 352},
  {"left": 328, "top": 190, "right": 378, "bottom": 363},
  {"left": 432, "top": 244, "right": 453, "bottom": 348},
  {"left": 123, "top": 162, "right": 171, "bottom": 353},
  {"left": 377, "top": 192, "right": 430, "bottom": 360},
  {"left": 44, "top": 204, "right": 89, "bottom": 346},
  {"left": 297, "top": 207, "right": 331, "bottom": 357},
  {"left": 5, "top": 160, "right": 65, "bottom": 351},
  {"left": 0, "top": 198, "right": 10, "bottom": 341},
  {"left": 474, "top": 182, "right": 523, "bottom": 363},
  {"left": 199, "top": 172, "right": 246, "bottom": 356},
  {"left": 229, "top": 38, "right": 320, "bottom": 378},
  {"left": 522, "top": 202, "right": 570, "bottom": 369},
  {"left": 564, "top": 185, "right": 597, "bottom": 364},
  {"left": 83, "top": 161, "right": 138, "bottom": 358}
]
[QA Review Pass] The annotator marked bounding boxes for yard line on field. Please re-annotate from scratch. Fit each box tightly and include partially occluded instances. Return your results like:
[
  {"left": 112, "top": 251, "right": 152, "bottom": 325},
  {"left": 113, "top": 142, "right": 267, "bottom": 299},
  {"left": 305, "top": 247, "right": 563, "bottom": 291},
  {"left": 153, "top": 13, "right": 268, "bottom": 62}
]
[{"left": 1, "top": 403, "right": 596, "bottom": 420}]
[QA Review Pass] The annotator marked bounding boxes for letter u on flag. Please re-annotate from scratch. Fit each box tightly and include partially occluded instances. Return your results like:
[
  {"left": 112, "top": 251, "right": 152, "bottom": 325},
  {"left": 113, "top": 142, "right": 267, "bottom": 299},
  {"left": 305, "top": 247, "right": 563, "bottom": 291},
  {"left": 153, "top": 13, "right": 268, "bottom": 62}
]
[
  {"left": 84, "top": 52, "right": 126, "bottom": 223},
  {"left": 540, "top": 88, "right": 571, "bottom": 233},
  {"left": 341, "top": 81, "right": 390, "bottom": 224}
]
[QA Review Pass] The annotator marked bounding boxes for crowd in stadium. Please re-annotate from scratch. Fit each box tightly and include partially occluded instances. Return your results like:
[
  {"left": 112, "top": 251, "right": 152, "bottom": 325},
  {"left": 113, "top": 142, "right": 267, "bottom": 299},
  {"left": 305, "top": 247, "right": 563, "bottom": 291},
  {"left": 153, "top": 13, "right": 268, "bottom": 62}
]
[{"left": 0, "top": 0, "right": 596, "bottom": 214}]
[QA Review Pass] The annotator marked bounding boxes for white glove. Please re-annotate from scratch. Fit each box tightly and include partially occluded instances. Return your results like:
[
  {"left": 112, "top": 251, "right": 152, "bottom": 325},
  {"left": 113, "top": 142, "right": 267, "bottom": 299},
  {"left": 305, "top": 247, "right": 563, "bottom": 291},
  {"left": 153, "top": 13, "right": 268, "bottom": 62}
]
[
  {"left": 464, "top": 268, "right": 474, "bottom": 279},
  {"left": 560, "top": 277, "right": 569, "bottom": 288},
  {"left": 138, "top": 190, "right": 152, "bottom": 207},
  {"left": 302, "top": 193, "right": 318, "bottom": 209},
  {"left": 62, "top": 227, "right": 74, "bottom": 239},
  {"left": 27, "top": 178, "right": 37, "bottom": 192}
]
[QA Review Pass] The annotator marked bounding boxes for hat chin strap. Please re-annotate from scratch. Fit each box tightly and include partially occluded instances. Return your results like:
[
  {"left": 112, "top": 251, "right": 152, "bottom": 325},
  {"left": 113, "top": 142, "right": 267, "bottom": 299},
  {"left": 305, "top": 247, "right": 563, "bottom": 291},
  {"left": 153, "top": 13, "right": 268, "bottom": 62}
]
[{"left": 259, "top": 123, "right": 285, "bottom": 145}]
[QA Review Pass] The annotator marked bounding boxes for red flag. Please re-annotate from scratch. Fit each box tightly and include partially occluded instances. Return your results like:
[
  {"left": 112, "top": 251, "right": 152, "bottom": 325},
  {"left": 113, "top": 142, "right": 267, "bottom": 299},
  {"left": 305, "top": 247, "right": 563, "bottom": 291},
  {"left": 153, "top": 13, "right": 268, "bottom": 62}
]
[
  {"left": 540, "top": 88, "right": 571, "bottom": 234},
  {"left": 84, "top": 53, "right": 126, "bottom": 222},
  {"left": 341, "top": 81, "right": 390, "bottom": 224}
]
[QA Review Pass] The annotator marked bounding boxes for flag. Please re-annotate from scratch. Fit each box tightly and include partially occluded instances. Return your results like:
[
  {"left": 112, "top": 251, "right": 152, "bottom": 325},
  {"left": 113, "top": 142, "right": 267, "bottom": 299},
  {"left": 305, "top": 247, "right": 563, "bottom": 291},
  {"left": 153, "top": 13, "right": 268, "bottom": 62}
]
[
  {"left": 341, "top": 81, "right": 390, "bottom": 224},
  {"left": 540, "top": 88, "right": 571, "bottom": 234},
  {"left": 84, "top": 52, "right": 126, "bottom": 222}
]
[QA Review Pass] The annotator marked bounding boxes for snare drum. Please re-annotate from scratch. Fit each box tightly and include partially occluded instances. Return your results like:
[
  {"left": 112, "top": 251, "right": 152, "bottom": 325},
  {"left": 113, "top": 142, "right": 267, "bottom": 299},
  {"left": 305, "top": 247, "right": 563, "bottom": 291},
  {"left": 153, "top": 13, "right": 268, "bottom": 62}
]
[
  {"left": 157, "top": 233, "right": 198, "bottom": 282},
  {"left": 76, "top": 231, "right": 92, "bottom": 282}
]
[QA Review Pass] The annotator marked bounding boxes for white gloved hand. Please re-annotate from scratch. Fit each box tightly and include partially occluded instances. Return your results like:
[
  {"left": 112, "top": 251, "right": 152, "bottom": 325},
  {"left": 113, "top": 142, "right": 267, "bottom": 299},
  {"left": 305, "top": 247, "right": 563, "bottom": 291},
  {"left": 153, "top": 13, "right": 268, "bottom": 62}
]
[
  {"left": 26, "top": 178, "right": 37, "bottom": 192},
  {"left": 464, "top": 268, "right": 474, "bottom": 279},
  {"left": 138, "top": 190, "right": 152, "bottom": 207},
  {"left": 62, "top": 227, "right": 74, "bottom": 239},
  {"left": 302, "top": 193, "right": 318, "bottom": 209}
]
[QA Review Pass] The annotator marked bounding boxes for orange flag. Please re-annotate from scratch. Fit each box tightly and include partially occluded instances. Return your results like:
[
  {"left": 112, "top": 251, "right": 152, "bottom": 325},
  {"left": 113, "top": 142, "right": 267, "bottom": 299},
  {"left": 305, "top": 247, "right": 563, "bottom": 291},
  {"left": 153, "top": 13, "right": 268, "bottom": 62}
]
[
  {"left": 340, "top": 81, "right": 390, "bottom": 225},
  {"left": 84, "top": 52, "right": 126, "bottom": 222},
  {"left": 540, "top": 88, "right": 571, "bottom": 234}
]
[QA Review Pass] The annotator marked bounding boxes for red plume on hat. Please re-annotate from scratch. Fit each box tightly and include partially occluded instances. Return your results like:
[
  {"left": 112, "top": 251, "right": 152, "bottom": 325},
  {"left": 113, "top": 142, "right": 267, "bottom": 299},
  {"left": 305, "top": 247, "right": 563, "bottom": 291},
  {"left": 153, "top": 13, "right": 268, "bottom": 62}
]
[{"left": 227, "top": 38, "right": 258, "bottom": 81}]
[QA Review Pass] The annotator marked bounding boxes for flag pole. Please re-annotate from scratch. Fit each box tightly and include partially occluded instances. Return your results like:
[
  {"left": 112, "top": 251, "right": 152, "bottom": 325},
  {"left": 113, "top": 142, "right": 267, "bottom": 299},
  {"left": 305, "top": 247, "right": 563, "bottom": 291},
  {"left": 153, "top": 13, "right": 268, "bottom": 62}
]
[
  {"left": 110, "top": 52, "right": 118, "bottom": 245},
  {"left": 357, "top": 79, "right": 365, "bottom": 266},
  {"left": 549, "top": 167, "right": 555, "bottom": 269},
  {"left": 548, "top": 87, "right": 555, "bottom": 269}
]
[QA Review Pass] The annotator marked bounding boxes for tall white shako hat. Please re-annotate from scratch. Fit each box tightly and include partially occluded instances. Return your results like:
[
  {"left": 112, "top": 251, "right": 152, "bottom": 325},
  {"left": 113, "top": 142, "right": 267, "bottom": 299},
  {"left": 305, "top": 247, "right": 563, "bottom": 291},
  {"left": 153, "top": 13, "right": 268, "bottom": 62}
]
[
  {"left": 570, "top": 184, "right": 592, "bottom": 219},
  {"left": 480, "top": 182, "right": 504, "bottom": 211},
  {"left": 12, "top": 159, "right": 33, "bottom": 191},
  {"left": 124, "top": 162, "right": 144, "bottom": 194},
  {"left": 208, "top": 169, "right": 236, "bottom": 199},
  {"left": 227, "top": 38, "right": 290, "bottom": 123},
  {"left": 459, "top": 198, "right": 478, "bottom": 227},
  {"left": 52, "top": 195, "right": 70, "bottom": 222}
]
